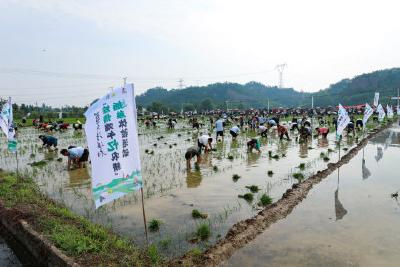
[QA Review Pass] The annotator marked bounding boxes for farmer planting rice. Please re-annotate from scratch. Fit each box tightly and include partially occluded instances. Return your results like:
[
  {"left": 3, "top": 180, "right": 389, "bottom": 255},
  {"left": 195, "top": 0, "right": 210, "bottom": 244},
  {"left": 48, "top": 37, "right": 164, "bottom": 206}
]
[
  {"left": 277, "top": 123, "right": 290, "bottom": 141},
  {"left": 38, "top": 135, "right": 58, "bottom": 149},
  {"left": 60, "top": 146, "right": 89, "bottom": 170},
  {"left": 198, "top": 134, "right": 213, "bottom": 153},
  {"left": 229, "top": 125, "right": 240, "bottom": 140},
  {"left": 185, "top": 146, "right": 201, "bottom": 169},
  {"left": 315, "top": 127, "right": 329, "bottom": 138},
  {"left": 247, "top": 138, "right": 261, "bottom": 153},
  {"left": 258, "top": 124, "right": 268, "bottom": 137}
]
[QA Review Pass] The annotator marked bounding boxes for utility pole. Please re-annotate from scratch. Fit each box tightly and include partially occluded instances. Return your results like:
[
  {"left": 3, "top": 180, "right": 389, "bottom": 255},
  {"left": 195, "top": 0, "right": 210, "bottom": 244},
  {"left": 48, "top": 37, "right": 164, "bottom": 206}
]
[
  {"left": 275, "top": 63, "right": 287, "bottom": 88},
  {"left": 391, "top": 88, "right": 400, "bottom": 112},
  {"left": 311, "top": 95, "right": 314, "bottom": 109},
  {"left": 177, "top": 78, "right": 184, "bottom": 89}
]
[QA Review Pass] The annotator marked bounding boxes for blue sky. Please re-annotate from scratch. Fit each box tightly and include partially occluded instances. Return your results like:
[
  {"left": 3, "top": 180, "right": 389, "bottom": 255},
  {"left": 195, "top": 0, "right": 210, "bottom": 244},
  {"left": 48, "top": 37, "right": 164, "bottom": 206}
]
[{"left": 1, "top": 0, "right": 399, "bottom": 107}]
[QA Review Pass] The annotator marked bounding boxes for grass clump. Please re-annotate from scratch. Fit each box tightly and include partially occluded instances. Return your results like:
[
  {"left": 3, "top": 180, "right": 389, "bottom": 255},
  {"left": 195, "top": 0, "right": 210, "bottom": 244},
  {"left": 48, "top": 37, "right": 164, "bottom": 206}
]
[
  {"left": 245, "top": 185, "right": 260, "bottom": 193},
  {"left": 213, "top": 165, "right": 218, "bottom": 171},
  {"left": 323, "top": 156, "right": 330, "bottom": 162},
  {"left": 343, "top": 147, "right": 349, "bottom": 151},
  {"left": 148, "top": 244, "right": 160, "bottom": 265},
  {"left": 259, "top": 194, "right": 273, "bottom": 207},
  {"left": 149, "top": 219, "right": 163, "bottom": 232},
  {"left": 298, "top": 163, "right": 305, "bottom": 170},
  {"left": 292, "top": 172, "right": 304, "bottom": 181},
  {"left": 232, "top": 174, "right": 241, "bottom": 182},
  {"left": 327, "top": 148, "right": 334, "bottom": 153},
  {"left": 238, "top": 193, "right": 254, "bottom": 202},
  {"left": 320, "top": 152, "right": 326, "bottom": 158},
  {"left": 227, "top": 154, "right": 234, "bottom": 160},
  {"left": 192, "top": 209, "right": 208, "bottom": 219},
  {"left": 267, "top": 170, "right": 274, "bottom": 176},
  {"left": 196, "top": 223, "right": 211, "bottom": 240}
]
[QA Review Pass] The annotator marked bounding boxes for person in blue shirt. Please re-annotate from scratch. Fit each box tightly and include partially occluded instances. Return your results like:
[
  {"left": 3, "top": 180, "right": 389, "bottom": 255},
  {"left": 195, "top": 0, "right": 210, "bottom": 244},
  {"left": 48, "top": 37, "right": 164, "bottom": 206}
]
[
  {"left": 38, "top": 135, "right": 58, "bottom": 149},
  {"left": 215, "top": 117, "right": 225, "bottom": 141},
  {"left": 60, "top": 146, "right": 89, "bottom": 170}
]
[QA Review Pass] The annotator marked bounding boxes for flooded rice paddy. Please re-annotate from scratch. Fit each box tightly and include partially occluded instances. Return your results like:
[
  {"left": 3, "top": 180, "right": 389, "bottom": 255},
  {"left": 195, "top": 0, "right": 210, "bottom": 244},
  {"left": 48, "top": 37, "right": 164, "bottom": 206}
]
[
  {"left": 223, "top": 124, "right": 400, "bottom": 267},
  {"left": 0, "top": 119, "right": 369, "bottom": 257}
]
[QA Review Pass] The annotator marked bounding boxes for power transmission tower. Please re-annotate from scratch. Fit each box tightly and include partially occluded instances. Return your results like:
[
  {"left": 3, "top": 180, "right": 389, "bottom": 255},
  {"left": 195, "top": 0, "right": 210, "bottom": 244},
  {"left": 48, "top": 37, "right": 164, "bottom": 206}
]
[
  {"left": 177, "top": 78, "right": 185, "bottom": 89},
  {"left": 275, "top": 63, "right": 287, "bottom": 88}
]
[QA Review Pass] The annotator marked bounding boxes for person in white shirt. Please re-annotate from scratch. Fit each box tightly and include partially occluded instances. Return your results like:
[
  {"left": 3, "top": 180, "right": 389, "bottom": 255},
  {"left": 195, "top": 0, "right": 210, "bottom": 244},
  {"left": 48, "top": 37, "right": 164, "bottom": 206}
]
[
  {"left": 258, "top": 125, "right": 268, "bottom": 137},
  {"left": 229, "top": 125, "right": 240, "bottom": 140},
  {"left": 197, "top": 134, "right": 213, "bottom": 153},
  {"left": 60, "top": 146, "right": 89, "bottom": 170}
]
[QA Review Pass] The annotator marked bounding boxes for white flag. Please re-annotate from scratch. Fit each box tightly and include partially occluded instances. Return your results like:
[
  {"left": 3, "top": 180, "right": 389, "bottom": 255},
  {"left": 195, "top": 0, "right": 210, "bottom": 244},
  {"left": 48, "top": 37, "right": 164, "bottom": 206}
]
[
  {"left": 377, "top": 104, "right": 385, "bottom": 122},
  {"left": 387, "top": 105, "right": 394, "bottom": 119},
  {"left": 0, "top": 98, "right": 17, "bottom": 152},
  {"left": 362, "top": 103, "right": 373, "bottom": 127},
  {"left": 84, "top": 84, "right": 143, "bottom": 208},
  {"left": 373, "top": 92, "right": 379, "bottom": 107},
  {"left": 337, "top": 104, "right": 350, "bottom": 136}
]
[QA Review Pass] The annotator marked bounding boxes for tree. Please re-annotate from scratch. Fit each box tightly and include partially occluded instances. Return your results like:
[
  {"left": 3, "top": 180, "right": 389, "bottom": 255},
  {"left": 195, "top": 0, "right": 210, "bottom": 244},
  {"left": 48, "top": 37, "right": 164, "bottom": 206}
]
[
  {"left": 183, "top": 103, "right": 195, "bottom": 112},
  {"left": 200, "top": 98, "right": 213, "bottom": 111}
]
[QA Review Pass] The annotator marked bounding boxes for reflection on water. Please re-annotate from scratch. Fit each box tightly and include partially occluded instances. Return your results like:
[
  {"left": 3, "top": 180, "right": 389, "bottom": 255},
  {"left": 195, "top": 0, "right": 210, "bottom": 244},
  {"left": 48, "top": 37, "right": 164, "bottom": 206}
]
[
  {"left": 362, "top": 159, "right": 371, "bottom": 180},
  {"left": 334, "top": 169, "right": 347, "bottom": 221},
  {"left": 68, "top": 167, "right": 90, "bottom": 187},
  {"left": 317, "top": 137, "right": 329, "bottom": 148},
  {"left": 299, "top": 142, "right": 309, "bottom": 158},
  {"left": 246, "top": 152, "right": 261, "bottom": 166},
  {"left": 186, "top": 170, "right": 202, "bottom": 188},
  {"left": 375, "top": 146, "right": 383, "bottom": 162}
]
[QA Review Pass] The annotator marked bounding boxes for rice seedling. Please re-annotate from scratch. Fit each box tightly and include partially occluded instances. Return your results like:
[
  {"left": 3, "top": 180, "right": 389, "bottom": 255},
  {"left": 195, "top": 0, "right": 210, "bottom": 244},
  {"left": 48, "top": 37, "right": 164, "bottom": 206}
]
[
  {"left": 298, "top": 163, "right": 305, "bottom": 170},
  {"left": 292, "top": 172, "right": 304, "bottom": 181},
  {"left": 245, "top": 185, "right": 260, "bottom": 193},
  {"left": 192, "top": 209, "right": 208, "bottom": 219},
  {"left": 267, "top": 170, "right": 274, "bottom": 176},
  {"left": 232, "top": 174, "right": 241, "bottom": 182},
  {"left": 227, "top": 154, "right": 234, "bottom": 160},
  {"left": 213, "top": 165, "right": 218, "bottom": 171},
  {"left": 323, "top": 156, "right": 330, "bottom": 162},
  {"left": 259, "top": 194, "right": 273, "bottom": 207},
  {"left": 238, "top": 193, "right": 253, "bottom": 202},
  {"left": 196, "top": 223, "right": 211, "bottom": 240}
]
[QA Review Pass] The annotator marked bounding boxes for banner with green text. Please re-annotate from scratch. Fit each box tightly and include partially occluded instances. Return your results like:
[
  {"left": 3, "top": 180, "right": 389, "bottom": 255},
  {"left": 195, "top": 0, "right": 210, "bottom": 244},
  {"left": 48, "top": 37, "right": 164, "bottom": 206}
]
[{"left": 84, "top": 84, "right": 142, "bottom": 208}]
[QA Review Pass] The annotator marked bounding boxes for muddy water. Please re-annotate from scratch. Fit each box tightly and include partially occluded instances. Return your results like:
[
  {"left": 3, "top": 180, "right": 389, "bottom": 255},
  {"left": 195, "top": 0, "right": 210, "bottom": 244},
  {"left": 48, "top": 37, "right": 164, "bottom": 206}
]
[
  {"left": 223, "top": 124, "right": 400, "bottom": 267},
  {"left": 0, "top": 120, "right": 365, "bottom": 257},
  {"left": 0, "top": 236, "right": 21, "bottom": 267}
]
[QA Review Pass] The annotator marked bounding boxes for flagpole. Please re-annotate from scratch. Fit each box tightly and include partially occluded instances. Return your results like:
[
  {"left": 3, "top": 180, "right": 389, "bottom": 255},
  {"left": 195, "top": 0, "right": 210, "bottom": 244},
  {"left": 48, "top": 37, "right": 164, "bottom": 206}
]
[{"left": 140, "top": 187, "right": 149, "bottom": 245}]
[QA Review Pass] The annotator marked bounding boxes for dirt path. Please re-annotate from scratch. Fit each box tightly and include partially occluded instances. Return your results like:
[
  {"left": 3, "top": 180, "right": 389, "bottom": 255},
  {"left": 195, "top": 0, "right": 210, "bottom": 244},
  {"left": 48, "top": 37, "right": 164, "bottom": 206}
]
[{"left": 172, "top": 125, "right": 391, "bottom": 267}]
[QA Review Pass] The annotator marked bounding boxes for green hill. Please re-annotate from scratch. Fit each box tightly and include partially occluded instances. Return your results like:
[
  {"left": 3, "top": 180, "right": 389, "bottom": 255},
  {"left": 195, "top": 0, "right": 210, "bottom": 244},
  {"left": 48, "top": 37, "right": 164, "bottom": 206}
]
[{"left": 136, "top": 68, "right": 400, "bottom": 112}]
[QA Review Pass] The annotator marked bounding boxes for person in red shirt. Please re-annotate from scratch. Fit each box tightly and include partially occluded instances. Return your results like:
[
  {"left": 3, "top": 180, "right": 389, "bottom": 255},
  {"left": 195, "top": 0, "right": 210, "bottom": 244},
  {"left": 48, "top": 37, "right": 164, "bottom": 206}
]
[
  {"left": 277, "top": 124, "right": 290, "bottom": 141},
  {"left": 316, "top": 127, "right": 329, "bottom": 138}
]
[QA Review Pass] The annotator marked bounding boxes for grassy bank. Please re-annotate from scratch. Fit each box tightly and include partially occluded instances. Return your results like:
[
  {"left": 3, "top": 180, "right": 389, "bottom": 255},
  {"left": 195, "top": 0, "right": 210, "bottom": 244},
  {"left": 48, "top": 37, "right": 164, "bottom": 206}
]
[{"left": 0, "top": 171, "right": 160, "bottom": 266}]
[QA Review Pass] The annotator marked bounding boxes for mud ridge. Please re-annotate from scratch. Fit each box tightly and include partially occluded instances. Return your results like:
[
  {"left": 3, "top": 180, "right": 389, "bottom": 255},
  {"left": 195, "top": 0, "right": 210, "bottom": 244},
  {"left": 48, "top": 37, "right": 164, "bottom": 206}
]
[{"left": 172, "top": 124, "right": 392, "bottom": 267}]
